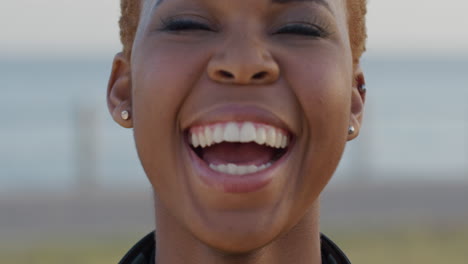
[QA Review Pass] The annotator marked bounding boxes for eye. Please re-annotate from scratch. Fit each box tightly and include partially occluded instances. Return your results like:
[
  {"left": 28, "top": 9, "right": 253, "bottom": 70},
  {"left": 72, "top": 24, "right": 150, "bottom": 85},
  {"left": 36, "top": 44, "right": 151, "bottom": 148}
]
[
  {"left": 160, "top": 18, "right": 213, "bottom": 32},
  {"left": 275, "top": 23, "right": 328, "bottom": 38}
]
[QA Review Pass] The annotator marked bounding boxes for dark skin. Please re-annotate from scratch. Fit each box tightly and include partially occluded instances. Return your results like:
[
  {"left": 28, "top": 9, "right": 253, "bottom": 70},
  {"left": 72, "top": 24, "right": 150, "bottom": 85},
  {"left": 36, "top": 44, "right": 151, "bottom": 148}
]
[{"left": 108, "top": 0, "right": 365, "bottom": 263}]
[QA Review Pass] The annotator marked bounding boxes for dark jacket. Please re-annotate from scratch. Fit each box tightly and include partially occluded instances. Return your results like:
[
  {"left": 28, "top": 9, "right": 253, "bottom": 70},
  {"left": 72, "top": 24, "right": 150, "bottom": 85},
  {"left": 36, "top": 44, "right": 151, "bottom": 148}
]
[{"left": 118, "top": 232, "right": 351, "bottom": 264}]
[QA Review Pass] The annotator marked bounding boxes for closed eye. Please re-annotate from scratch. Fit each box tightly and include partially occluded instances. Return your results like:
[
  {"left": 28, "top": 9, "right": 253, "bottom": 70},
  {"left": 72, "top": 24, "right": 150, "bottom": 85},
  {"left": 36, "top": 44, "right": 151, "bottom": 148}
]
[
  {"left": 160, "top": 18, "right": 213, "bottom": 32},
  {"left": 275, "top": 23, "right": 329, "bottom": 38}
]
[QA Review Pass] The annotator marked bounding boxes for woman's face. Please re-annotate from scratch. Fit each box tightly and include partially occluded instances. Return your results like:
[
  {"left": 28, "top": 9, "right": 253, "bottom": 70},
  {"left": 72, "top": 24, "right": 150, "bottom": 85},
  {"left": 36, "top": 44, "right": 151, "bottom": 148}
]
[{"left": 112, "top": 0, "right": 364, "bottom": 253}]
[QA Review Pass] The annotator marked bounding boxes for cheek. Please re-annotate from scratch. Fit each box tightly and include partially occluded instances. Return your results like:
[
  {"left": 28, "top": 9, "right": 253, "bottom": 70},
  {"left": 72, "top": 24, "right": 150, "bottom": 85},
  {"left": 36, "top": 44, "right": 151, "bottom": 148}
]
[
  {"left": 133, "top": 42, "right": 209, "bottom": 113},
  {"left": 291, "top": 54, "right": 352, "bottom": 138},
  {"left": 285, "top": 51, "right": 352, "bottom": 186},
  {"left": 130, "top": 42, "right": 209, "bottom": 186}
]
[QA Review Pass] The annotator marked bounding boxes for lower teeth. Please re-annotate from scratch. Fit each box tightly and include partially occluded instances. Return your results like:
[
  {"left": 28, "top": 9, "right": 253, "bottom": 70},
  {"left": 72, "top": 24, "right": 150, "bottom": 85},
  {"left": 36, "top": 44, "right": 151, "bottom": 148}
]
[{"left": 209, "top": 163, "right": 272, "bottom": 175}]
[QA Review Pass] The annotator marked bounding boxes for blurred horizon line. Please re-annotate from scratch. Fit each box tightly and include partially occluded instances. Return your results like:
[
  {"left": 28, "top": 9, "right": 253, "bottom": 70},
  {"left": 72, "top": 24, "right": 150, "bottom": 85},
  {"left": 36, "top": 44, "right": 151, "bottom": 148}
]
[{"left": 1, "top": 51, "right": 468, "bottom": 61}]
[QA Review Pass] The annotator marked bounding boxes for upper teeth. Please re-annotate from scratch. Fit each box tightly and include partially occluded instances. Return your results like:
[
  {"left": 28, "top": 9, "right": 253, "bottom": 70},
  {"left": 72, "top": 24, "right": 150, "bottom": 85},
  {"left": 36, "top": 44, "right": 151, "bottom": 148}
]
[{"left": 189, "top": 121, "right": 289, "bottom": 149}]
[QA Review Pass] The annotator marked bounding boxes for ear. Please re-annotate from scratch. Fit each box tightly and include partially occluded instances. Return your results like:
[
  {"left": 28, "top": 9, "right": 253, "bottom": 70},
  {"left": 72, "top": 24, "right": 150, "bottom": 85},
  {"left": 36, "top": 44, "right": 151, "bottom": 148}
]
[
  {"left": 107, "top": 52, "right": 133, "bottom": 128},
  {"left": 347, "top": 64, "right": 366, "bottom": 141}
]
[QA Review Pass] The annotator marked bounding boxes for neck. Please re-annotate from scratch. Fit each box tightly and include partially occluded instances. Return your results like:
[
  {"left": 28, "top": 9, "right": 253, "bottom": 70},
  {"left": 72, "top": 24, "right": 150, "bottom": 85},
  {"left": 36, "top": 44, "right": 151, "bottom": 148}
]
[{"left": 153, "top": 198, "right": 322, "bottom": 264}]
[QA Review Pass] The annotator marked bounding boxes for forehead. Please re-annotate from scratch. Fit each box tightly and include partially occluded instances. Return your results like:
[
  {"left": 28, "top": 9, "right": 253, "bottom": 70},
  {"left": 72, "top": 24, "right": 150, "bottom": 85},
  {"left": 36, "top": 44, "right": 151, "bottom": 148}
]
[
  {"left": 147, "top": 0, "right": 344, "bottom": 14},
  {"left": 156, "top": 0, "right": 331, "bottom": 6}
]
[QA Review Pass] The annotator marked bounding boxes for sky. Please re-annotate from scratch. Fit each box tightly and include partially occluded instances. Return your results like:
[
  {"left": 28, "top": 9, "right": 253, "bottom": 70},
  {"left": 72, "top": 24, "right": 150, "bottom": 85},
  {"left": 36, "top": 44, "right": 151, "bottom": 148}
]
[{"left": 1, "top": 0, "right": 468, "bottom": 58}]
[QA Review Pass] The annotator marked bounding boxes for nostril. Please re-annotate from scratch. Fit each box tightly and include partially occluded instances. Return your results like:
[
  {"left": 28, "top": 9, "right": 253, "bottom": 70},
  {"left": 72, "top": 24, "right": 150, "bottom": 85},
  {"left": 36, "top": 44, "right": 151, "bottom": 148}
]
[
  {"left": 252, "top": 71, "right": 268, "bottom": 80},
  {"left": 217, "top": 70, "right": 235, "bottom": 79}
]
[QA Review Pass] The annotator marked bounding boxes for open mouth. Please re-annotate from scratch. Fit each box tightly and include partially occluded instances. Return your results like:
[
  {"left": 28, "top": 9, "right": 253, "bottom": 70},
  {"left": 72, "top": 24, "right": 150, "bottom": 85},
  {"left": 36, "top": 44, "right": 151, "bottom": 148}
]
[{"left": 186, "top": 121, "right": 291, "bottom": 176}]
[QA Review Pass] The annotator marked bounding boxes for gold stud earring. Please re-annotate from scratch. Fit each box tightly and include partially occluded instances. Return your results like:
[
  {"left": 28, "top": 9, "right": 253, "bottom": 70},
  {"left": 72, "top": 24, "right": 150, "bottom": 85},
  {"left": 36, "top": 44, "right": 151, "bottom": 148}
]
[{"left": 121, "top": 110, "right": 130, "bottom": 121}]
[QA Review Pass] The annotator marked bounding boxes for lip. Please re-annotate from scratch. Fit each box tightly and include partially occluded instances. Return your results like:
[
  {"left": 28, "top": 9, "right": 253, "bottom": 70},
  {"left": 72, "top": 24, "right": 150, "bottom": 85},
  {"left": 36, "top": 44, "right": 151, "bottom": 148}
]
[
  {"left": 181, "top": 105, "right": 295, "bottom": 193},
  {"left": 181, "top": 104, "right": 295, "bottom": 137},
  {"left": 185, "top": 136, "right": 294, "bottom": 193}
]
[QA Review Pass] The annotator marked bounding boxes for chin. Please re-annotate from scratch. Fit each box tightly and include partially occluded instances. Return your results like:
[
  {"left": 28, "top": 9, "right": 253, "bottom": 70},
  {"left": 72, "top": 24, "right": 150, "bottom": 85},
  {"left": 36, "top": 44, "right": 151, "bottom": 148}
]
[{"left": 194, "top": 223, "right": 283, "bottom": 254}]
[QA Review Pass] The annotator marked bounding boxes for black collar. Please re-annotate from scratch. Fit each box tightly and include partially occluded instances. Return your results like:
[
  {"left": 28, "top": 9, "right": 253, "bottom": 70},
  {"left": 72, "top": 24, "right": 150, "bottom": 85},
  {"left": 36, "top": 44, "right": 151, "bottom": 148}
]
[{"left": 119, "top": 231, "right": 351, "bottom": 264}]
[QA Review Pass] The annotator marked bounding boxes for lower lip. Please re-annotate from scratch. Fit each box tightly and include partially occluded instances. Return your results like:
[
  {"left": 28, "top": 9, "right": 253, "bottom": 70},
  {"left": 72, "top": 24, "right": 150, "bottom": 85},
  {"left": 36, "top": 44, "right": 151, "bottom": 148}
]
[{"left": 186, "top": 141, "right": 292, "bottom": 194}]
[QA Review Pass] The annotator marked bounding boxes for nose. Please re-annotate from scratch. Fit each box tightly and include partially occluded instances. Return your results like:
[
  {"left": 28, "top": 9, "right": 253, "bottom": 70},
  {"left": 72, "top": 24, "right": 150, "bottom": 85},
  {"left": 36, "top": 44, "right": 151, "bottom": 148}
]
[{"left": 207, "top": 38, "right": 280, "bottom": 85}]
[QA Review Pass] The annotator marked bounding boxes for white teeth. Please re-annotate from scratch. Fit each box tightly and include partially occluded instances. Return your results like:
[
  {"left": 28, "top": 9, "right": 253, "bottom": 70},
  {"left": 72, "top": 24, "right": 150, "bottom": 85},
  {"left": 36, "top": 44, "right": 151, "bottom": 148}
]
[
  {"left": 198, "top": 132, "right": 207, "bottom": 148},
  {"left": 213, "top": 125, "right": 224, "bottom": 143},
  {"left": 239, "top": 122, "right": 257, "bottom": 143},
  {"left": 190, "top": 122, "right": 289, "bottom": 149},
  {"left": 275, "top": 133, "right": 283, "bottom": 148},
  {"left": 224, "top": 123, "right": 240, "bottom": 142},
  {"left": 209, "top": 163, "right": 272, "bottom": 175},
  {"left": 218, "top": 164, "right": 227, "bottom": 172},
  {"left": 237, "top": 165, "right": 248, "bottom": 175},
  {"left": 255, "top": 127, "right": 267, "bottom": 145},
  {"left": 247, "top": 165, "right": 258, "bottom": 173},
  {"left": 281, "top": 135, "right": 288, "bottom": 148},
  {"left": 227, "top": 163, "right": 237, "bottom": 174},
  {"left": 266, "top": 128, "right": 276, "bottom": 148},
  {"left": 204, "top": 127, "right": 213, "bottom": 147},
  {"left": 191, "top": 133, "right": 200, "bottom": 148}
]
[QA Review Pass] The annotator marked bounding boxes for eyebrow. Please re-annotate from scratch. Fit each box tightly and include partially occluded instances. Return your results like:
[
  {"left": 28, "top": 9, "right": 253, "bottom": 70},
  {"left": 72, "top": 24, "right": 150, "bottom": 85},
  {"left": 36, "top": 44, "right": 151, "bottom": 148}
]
[
  {"left": 156, "top": 0, "right": 332, "bottom": 12},
  {"left": 272, "top": 0, "right": 332, "bottom": 12}
]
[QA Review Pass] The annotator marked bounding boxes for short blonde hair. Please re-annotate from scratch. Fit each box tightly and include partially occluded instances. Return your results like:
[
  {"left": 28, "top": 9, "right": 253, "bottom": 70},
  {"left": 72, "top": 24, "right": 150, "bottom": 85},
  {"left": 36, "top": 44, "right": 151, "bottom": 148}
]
[{"left": 119, "top": 0, "right": 367, "bottom": 63}]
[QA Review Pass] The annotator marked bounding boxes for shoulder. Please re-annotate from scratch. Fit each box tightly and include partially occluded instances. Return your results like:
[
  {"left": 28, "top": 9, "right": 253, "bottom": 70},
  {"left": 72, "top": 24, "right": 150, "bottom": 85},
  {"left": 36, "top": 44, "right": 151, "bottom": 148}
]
[
  {"left": 321, "top": 233, "right": 352, "bottom": 264},
  {"left": 118, "top": 232, "right": 155, "bottom": 264}
]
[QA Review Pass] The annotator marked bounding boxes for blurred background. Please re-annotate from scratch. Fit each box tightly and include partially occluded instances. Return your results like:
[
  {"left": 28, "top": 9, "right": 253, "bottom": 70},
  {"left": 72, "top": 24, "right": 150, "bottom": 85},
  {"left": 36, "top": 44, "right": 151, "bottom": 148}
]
[{"left": 1, "top": 0, "right": 467, "bottom": 263}]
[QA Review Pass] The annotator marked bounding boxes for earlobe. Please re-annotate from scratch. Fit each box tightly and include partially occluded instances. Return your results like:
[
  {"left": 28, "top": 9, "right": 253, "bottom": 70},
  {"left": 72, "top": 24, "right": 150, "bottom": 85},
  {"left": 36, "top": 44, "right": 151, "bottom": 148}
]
[
  {"left": 347, "top": 65, "right": 366, "bottom": 141},
  {"left": 107, "top": 52, "right": 133, "bottom": 128}
]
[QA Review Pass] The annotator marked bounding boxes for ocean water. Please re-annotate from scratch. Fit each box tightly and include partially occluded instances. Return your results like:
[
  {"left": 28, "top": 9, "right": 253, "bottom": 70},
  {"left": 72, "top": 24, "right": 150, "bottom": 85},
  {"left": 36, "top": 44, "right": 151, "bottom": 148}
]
[{"left": 1, "top": 56, "right": 467, "bottom": 192}]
